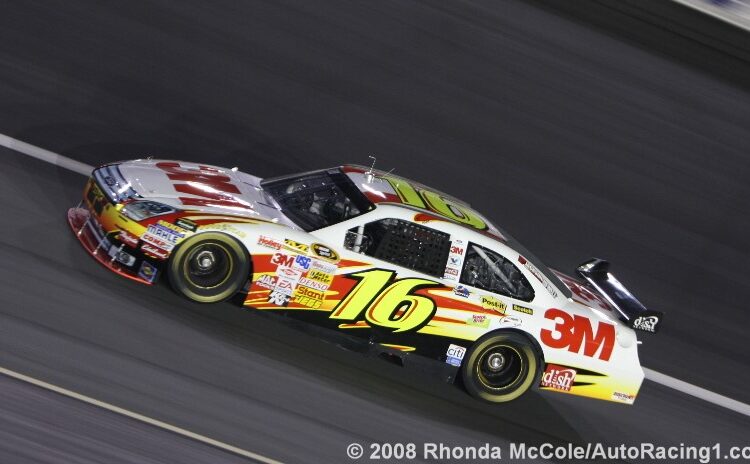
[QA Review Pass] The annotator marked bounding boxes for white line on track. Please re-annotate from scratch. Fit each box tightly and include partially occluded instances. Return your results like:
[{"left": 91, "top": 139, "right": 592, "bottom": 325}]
[
  {"left": 2, "top": 133, "right": 749, "bottom": 437},
  {"left": 0, "top": 366, "right": 284, "bottom": 464},
  {"left": 644, "top": 368, "right": 750, "bottom": 418},
  {"left": 0, "top": 133, "right": 92, "bottom": 175}
]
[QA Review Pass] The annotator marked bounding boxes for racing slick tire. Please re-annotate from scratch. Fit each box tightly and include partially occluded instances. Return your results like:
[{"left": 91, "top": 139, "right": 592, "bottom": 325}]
[
  {"left": 461, "top": 331, "right": 538, "bottom": 403},
  {"left": 168, "top": 232, "right": 250, "bottom": 303}
]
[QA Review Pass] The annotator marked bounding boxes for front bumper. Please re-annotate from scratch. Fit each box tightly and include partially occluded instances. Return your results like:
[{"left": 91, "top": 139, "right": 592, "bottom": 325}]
[{"left": 67, "top": 206, "right": 159, "bottom": 286}]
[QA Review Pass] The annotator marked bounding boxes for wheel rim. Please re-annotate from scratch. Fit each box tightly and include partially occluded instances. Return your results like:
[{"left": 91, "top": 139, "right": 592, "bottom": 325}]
[
  {"left": 475, "top": 344, "right": 524, "bottom": 392},
  {"left": 184, "top": 242, "right": 233, "bottom": 289}
]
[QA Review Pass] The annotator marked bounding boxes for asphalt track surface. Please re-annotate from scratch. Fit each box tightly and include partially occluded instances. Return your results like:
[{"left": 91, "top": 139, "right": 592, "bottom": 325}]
[{"left": 1, "top": 0, "right": 749, "bottom": 462}]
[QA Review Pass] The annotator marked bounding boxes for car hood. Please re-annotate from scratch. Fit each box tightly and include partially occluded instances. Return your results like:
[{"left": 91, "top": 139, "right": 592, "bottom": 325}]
[{"left": 116, "top": 159, "right": 295, "bottom": 226}]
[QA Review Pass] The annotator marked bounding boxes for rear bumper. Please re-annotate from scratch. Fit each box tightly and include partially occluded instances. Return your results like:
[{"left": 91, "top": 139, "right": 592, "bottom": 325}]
[{"left": 67, "top": 207, "right": 158, "bottom": 285}]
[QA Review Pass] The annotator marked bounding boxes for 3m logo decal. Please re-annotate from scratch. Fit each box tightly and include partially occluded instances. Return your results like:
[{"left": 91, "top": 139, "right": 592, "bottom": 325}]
[
  {"left": 540, "top": 308, "right": 615, "bottom": 361},
  {"left": 271, "top": 252, "right": 295, "bottom": 268},
  {"left": 155, "top": 162, "right": 249, "bottom": 209},
  {"left": 330, "top": 269, "right": 440, "bottom": 333}
]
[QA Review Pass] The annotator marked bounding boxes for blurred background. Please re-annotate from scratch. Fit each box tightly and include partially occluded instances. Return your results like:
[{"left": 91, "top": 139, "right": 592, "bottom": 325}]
[{"left": 1, "top": 1, "right": 749, "bottom": 462}]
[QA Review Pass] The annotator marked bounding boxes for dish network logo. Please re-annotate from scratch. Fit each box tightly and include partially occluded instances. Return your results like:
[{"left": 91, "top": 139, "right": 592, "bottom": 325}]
[
  {"left": 540, "top": 308, "right": 615, "bottom": 361},
  {"left": 540, "top": 364, "right": 576, "bottom": 392},
  {"left": 156, "top": 162, "right": 250, "bottom": 210}
]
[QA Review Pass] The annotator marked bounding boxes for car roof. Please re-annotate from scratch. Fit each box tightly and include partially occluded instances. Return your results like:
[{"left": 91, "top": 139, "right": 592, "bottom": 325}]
[{"left": 340, "top": 164, "right": 507, "bottom": 239}]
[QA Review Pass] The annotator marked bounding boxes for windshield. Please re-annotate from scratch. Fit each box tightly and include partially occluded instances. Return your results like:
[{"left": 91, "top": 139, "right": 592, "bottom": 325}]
[{"left": 262, "top": 168, "right": 374, "bottom": 231}]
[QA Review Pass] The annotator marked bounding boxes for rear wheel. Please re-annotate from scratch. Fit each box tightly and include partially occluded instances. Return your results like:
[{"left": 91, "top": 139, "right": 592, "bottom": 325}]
[
  {"left": 461, "top": 332, "right": 538, "bottom": 403},
  {"left": 168, "top": 232, "right": 249, "bottom": 303}
]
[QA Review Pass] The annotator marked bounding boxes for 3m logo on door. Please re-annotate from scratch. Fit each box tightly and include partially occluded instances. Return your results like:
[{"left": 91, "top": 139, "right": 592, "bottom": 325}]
[{"left": 540, "top": 308, "right": 615, "bottom": 361}]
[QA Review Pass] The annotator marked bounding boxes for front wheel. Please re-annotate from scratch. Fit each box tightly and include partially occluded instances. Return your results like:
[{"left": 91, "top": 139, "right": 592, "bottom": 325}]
[
  {"left": 168, "top": 232, "right": 250, "bottom": 303},
  {"left": 461, "top": 332, "right": 538, "bottom": 403}
]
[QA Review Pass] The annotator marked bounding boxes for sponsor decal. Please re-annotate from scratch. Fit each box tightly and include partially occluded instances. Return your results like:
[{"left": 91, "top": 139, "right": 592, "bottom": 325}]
[
  {"left": 138, "top": 261, "right": 157, "bottom": 283},
  {"left": 256, "top": 274, "right": 277, "bottom": 290},
  {"left": 268, "top": 290, "right": 291, "bottom": 306},
  {"left": 257, "top": 235, "right": 283, "bottom": 250},
  {"left": 447, "top": 241, "right": 465, "bottom": 273},
  {"left": 498, "top": 315, "right": 522, "bottom": 327},
  {"left": 294, "top": 295, "right": 324, "bottom": 309},
  {"left": 541, "top": 308, "right": 615, "bottom": 361},
  {"left": 453, "top": 285, "right": 470, "bottom": 298},
  {"left": 293, "top": 254, "right": 312, "bottom": 270},
  {"left": 273, "top": 277, "right": 297, "bottom": 296},
  {"left": 103, "top": 175, "right": 117, "bottom": 186},
  {"left": 540, "top": 364, "right": 576, "bottom": 392},
  {"left": 157, "top": 220, "right": 189, "bottom": 235},
  {"left": 481, "top": 295, "right": 506, "bottom": 313},
  {"left": 446, "top": 344, "right": 466, "bottom": 367},
  {"left": 140, "top": 233, "right": 172, "bottom": 251},
  {"left": 271, "top": 252, "right": 296, "bottom": 268},
  {"left": 198, "top": 223, "right": 246, "bottom": 238},
  {"left": 443, "top": 267, "right": 459, "bottom": 278},
  {"left": 294, "top": 286, "right": 325, "bottom": 301},
  {"left": 284, "top": 239, "right": 309, "bottom": 254},
  {"left": 612, "top": 392, "right": 636, "bottom": 404},
  {"left": 632, "top": 315, "right": 659, "bottom": 333},
  {"left": 142, "top": 223, "right": 184, "bottom": 251},
  {"left": 174, "top": 218, "right": 197, "bottom": 232},
  {"left": 466, "top": 314, "right": 489, "bottom": 328},
  {"left": 297, "top": 277, "right": 329, "bottom": 292},
  {"left": 306, "top": 269, "right": 334, "bottom": 285},
  {"left": 311, "top": 259, "right": 338, "bottom": 274},
  {"left": 107, "top": 246, "right": 136, "bottom": 267},
  {"left": 518, "top": 256, "right": 558, "bottom": 298},
  {"left": 141, "top": 242, "right": 169, "bottom": 260},
  {"left": 277, "top": 267, "right": 302, "bottom": 283},
  {"left": 293, "top": 285, "right": 325, "bottom": 308},
  {"left": 511, "top": 304, "right": 534, "bottom": 315},
  {"left": 311, "top": 243, "right": 339, "bottom": 262},
  {"left": 118, "top": 230, "right": 139, "bottom": 248}
]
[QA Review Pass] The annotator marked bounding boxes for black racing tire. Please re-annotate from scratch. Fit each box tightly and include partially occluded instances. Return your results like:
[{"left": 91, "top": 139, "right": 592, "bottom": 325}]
[
  {"left": 168, "top": 232, "right": 250, "bottom": 303},
  {"left": 461, "top": 331, "right": 538, "bottom": 403}
]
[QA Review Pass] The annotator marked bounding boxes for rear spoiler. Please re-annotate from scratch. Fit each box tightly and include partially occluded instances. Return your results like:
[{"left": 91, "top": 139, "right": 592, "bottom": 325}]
[{"left": 576, "top": 258, "right": 663, "bottom": 333}]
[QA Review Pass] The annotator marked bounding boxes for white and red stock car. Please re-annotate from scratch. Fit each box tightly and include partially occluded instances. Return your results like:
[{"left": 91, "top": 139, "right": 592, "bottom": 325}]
[{"left": 69, "top": 160, "right": 662, "bottom": 403}]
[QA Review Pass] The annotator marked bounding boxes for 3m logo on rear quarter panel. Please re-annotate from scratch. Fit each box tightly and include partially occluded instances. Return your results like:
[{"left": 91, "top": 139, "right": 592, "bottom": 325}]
[{"left": 540, "top": 308, "right": 615, "bottom": 361}]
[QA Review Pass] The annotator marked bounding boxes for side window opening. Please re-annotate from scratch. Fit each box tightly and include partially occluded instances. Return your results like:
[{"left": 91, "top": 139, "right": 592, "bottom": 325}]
[
  {"left": 262, "top": 170, "right": 374, "bottom": 231},
  {"left": 460, "top": 243, "right": 535, "bottom": 302},
  {"left": 345, "top": 218, "right": 450, "bottom": 277}
]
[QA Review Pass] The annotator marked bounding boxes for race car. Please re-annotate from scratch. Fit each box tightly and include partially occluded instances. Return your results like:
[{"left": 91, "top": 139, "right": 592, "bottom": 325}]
[{"left": 68, "top": 160, "right": 663, "bottom": 404}]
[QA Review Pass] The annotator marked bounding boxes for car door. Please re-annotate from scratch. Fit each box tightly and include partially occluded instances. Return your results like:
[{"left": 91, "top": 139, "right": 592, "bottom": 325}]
[{"left": 327, "top": 217, "right": 453, "bottom": 341}]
